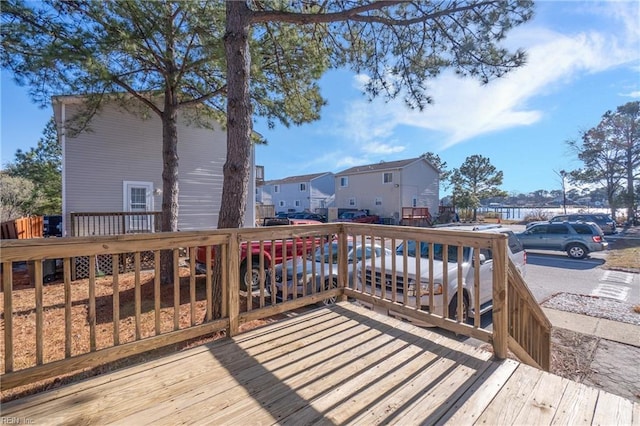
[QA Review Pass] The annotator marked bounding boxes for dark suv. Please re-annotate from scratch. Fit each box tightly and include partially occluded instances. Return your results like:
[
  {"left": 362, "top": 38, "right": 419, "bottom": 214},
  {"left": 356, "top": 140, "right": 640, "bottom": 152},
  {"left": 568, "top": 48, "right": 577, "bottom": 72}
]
[
  {"left": 527, "top": 214, "right": 616, "bottom": 234},
  {"left": 517, "top": 221, "right": 608, "bottom": 259}
]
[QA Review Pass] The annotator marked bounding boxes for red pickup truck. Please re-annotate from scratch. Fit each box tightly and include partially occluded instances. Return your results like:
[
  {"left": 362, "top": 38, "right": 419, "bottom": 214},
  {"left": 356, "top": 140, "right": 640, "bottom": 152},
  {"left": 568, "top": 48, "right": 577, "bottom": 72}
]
[
  {"left": 334, "top": 210, "right": 380, "bottom": 224},
  {"left": 195, "top": 218, "right": 323, "bottom": 292}
]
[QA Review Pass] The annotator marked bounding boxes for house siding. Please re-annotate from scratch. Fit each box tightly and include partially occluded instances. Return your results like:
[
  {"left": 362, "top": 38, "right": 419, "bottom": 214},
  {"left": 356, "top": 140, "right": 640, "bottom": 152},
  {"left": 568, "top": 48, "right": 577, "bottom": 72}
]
[
  {"left": 55, "top": 99, "right": 253, "bottom": 235},
  {"left": 262, "top": 172, "right": 334, "bottom": 214},
  {"left": 335, "top": 158, "right": 439, "bottom": 222},
  {"left": 309, "top": 174, "right": 335, "bottom": 211},
  {"left": 400, "top": 161, "right": 439, "bottom": 214}
]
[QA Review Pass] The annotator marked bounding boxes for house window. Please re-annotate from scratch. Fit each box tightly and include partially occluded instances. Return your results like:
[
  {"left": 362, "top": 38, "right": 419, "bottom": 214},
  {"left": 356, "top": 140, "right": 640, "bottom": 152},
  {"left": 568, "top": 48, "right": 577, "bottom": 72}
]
[
  {"left": 295, "top": 200, "right": 301, "bottom": 207},
  {"left": 375, "top": 197, "right": 382, "bottom": 206},
  {"left": 412, "top": 197, "right": 418, "bottom": 207},
  {"left": 348, "top": 197, "right": 357, "bottom": 207},
  {"left": 340, "top": 177, "right": 348, "bottom": 187},
  {"left": 383, "top": 172, "right": 393, "bottom": 184},
  {"left": 299, "top": 183, "right": 306, "bottom": 191},
  {"left": 274, "top": 185, "right": 280, "bottom": 193},
  {"left": 278, "top": 200, "right": 285, "bottom": 207}
]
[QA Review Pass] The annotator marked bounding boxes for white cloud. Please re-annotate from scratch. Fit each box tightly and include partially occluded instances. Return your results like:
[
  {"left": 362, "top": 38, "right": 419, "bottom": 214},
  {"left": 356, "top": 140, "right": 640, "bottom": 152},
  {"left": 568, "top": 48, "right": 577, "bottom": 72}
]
[
  {"left": 622, "top": 91, "right": 640, "bottom": 98},
  {"left": 336, "top": 1, "right": 640, "bottom": 153}
]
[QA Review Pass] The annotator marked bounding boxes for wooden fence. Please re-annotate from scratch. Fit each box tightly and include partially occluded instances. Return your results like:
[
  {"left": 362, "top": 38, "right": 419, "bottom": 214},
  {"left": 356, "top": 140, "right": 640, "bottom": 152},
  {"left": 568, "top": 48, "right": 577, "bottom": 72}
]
[
  {"left": 0, "top": 223, "right": 550, "bottom": 391},
  {"left": 0, "top": 216, "right": 43, "bottom": 240}
]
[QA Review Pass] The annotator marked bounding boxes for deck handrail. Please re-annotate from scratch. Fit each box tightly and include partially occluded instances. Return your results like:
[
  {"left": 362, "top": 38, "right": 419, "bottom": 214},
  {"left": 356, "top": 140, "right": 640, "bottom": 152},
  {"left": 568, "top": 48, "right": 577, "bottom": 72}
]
[
  {"left": 0, "top": 223, "right": 550, "bottom": 392},
  {"left": 506, "top": 257, "right": 552, "bottom": 370},
  {"left": 70, "top": 211, "right": 163, "bottom": 237}
]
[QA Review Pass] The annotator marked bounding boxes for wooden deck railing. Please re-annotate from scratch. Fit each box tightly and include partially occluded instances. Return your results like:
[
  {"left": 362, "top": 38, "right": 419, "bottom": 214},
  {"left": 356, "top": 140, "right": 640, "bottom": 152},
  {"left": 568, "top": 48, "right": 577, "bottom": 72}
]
[
  {"left": 0, "top": 223, "right": 550, "bottom": 392},
  {"left": 70, "top": 212, "right": 162, "bottom": 237},
  {"left": 507, "top": 257, "right": 552, "bottom": 370}
]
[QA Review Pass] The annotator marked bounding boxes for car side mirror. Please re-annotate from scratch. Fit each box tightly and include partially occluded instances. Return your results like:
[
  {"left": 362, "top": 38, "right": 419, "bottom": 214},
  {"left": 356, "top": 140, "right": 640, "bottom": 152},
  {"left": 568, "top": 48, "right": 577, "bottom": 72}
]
[{"left": 473, "top": 253, "right": 486, "bottom": 267}]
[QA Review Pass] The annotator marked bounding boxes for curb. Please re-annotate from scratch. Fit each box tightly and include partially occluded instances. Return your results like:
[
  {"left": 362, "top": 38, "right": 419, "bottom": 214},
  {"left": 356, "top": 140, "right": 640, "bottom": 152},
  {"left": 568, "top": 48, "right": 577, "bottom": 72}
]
[{"left": 542, "top": 307, "right": 640, "bottom": 348}]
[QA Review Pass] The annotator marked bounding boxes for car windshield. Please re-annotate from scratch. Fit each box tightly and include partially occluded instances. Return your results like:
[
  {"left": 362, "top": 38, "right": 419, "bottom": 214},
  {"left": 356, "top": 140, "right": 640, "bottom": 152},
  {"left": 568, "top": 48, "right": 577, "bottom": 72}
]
[
  {"left": 313, "top": 242, "right": 387, "bottom": 263},
  {"left": 396, "top": 241, "right": 470, "bottom": 262},
  {"left": 339, "top": 212, "right": 355, "bottom": 219}
]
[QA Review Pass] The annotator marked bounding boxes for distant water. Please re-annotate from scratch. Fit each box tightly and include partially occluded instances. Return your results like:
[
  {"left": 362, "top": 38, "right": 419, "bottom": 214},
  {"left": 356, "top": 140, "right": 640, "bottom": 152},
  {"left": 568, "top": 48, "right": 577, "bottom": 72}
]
[{"left": 476, "top": 206, "right": 613, "bottom": 221}]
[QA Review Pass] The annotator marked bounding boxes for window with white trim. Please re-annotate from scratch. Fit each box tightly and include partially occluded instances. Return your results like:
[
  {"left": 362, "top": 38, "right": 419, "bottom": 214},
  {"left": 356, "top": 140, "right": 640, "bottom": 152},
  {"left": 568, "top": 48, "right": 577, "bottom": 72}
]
[
  {"left": 278, "top": 200, "right": 285, "bottom": 207},
  {"left": 412, "top": 197, "right": 418, "bottom": 207},
  {"left": 274, "top": 185, "right": 280, "bottom": 193},
  {"left": 348, "top": 197, "right": 356, "bottom": 207},
  {"left": 340, "top": 177, "right": 348, "bottom": 187},
  {"left": 294, "top": 200, "right": 301, "bottom": 207},
  {"left": 375, "top": 197, "right": 382, "bottom": 206},
  {"left": 383, "top": 172, "right": 393, "bottom": 183},
  {"left": 299, "top": 183, "right": 306, "bottom": 191}
]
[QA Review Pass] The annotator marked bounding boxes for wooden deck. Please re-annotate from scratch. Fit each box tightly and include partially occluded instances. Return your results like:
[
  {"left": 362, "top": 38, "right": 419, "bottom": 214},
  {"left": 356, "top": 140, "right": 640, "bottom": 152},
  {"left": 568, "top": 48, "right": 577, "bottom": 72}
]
[{"left": 2, "top": 302, "right": 637, "bottom": 425}]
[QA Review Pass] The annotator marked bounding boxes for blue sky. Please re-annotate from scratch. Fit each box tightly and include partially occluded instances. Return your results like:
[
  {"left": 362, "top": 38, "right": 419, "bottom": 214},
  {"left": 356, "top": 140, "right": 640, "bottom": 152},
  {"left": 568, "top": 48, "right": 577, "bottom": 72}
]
[{"left": 2, "top": 1, "right": 639, "bottom": 196}]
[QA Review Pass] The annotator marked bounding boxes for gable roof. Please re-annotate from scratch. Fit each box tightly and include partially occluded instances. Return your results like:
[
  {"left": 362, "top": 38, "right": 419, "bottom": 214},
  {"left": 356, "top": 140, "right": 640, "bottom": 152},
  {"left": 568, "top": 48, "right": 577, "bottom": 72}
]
[
  {"left": 263, "top": 172, "right": 332, "bottom": 186},
  {"left": 336, "top": 157, "right": 437, "bottom": 176}
]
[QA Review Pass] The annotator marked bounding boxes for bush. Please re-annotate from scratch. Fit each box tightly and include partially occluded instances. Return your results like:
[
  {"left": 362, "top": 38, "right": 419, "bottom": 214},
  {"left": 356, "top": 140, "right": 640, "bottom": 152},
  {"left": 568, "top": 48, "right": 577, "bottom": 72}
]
[{"left": 523, "top": 209, "right": 549, "bottom": 222}]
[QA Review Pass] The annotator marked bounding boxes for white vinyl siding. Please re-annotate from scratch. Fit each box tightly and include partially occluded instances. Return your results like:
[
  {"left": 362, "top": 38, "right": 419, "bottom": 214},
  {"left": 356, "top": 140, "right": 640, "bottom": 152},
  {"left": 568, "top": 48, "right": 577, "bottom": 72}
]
[{"left": 57, "top": 100, "right": 243, "bottom": 234}]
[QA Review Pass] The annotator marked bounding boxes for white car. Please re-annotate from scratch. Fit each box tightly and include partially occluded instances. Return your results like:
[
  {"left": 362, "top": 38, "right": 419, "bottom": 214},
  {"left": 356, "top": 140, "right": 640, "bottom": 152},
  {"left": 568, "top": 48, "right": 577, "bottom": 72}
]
[
  {"left": 270, "top": 240, "right": 392, "bottom": 305},
  {"left": 356, "top": 225, "right": 527, "bottom": 323}
]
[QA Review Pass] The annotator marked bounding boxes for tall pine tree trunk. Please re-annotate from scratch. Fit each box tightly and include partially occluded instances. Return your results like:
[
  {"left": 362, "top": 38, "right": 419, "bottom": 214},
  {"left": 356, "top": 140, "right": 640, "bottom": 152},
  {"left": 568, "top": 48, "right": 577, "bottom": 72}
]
[
  {"left": 160, "top": 98, "right": 180, "bottom": 284},
  {"left": 212, "top": 1, "right": 253, "bottom": 317}
]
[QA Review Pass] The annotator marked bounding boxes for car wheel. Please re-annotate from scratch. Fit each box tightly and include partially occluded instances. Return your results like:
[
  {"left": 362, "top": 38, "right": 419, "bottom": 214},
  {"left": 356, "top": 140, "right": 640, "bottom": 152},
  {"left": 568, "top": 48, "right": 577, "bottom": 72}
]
[
  {"left": 448, "top": 294, "right": 469, "bottom": 323},
  {"left": 566, "top": 244, "right": 588, "bottom": 259},
  {"left": 320, "top": 278, "right": 338, "bottom": 306},
  {"left": 240, "top": 262, "right": 261, "bottom": 292}
]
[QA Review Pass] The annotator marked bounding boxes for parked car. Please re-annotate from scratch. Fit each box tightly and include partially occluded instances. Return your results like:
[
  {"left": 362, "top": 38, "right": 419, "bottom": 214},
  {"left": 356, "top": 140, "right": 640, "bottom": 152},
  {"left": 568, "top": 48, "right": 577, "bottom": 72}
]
[
  {"left": 356, "top": 225, "right": 527, "bottom": 323},
  {"left": 196, "top": 218, "right": 323, "bottom": 292},
  {"left": 527, "top": 213, "right": 616, "bottom": 234},
  {"left": 334, "top": 210, "right": 380, "bottom": 224},
  {"left": 289, "top": 212, "right": 328, "bottom": 222},
  {"left": 270, "top": 240, "right": 392, "bottom": 305},
  {"left": 517, "top": 221, "right": 608, "bottom": 259}
]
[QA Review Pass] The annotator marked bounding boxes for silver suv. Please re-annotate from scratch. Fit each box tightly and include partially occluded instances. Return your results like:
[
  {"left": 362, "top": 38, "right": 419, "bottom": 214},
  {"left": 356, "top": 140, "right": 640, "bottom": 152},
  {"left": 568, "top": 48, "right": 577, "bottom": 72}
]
[
  {"left": 527, "top": 214, "right": 616, "bottom": 235},
  {"left": 517, "top": 221, "right": 608, "bottom": 259},
  {"left": 357, "top": 225, "right": 526, "bottom": 324}
]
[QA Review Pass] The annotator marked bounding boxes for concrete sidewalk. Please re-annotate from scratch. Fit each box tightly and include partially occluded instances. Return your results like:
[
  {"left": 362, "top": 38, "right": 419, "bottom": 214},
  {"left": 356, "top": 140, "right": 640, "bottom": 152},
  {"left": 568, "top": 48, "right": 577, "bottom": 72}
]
[
  {"left": 543, "top": 307, "right": 640, "bottom": 347},
  {"left": 543, "top": 307, "right": 640, "bottom": 402}
]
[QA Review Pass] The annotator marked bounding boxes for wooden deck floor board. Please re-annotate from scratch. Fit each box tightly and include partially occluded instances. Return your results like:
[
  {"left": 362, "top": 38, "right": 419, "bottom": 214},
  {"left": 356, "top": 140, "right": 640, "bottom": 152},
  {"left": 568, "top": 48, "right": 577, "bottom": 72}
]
[
  {"left": 474, "top": 364, "right": 545, "bottom": 424},
  {"left": 592, "top": 390, "right": 634, "bottom": 425},
  {"left": 434, "top": 358, "right": 520, "bottom": 425},
  {"left": 550, "top": 381, "right": 599, "bottom": 425},
  {"left": 122, "top": 313, "right": 403, "bottom": 425},
  {"left": 197, "top": 319, "right": 434, "bottom": 424},
  {"left": 2, "top": 302, "right": 636, "bottom": 426}
]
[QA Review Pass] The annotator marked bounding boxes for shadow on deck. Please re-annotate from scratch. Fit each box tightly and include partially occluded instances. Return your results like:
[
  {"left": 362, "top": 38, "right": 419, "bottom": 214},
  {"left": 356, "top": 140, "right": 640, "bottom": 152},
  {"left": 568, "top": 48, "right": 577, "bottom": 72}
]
[{"left": 3, "top": 303, "right": 637, "bottom": 425}]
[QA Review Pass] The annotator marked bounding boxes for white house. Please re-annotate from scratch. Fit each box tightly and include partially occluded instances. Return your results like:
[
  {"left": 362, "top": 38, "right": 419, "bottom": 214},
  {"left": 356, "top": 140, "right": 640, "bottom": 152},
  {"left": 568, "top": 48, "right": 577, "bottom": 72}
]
[
  {"left": 53, "top": 96, "right": 255, "bottom": 236},
  {"left": 260, "top": 172, "right": 335, "bottom": 214},
  {"left": 334, "top": 156, "right": 440, "bottom": 223}
]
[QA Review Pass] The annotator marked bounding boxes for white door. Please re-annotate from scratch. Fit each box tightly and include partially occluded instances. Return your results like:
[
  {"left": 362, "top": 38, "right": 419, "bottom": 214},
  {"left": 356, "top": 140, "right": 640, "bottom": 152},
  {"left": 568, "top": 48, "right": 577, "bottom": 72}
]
[{"left": 123, "top": 181, "right": 154, "bottom": 232}]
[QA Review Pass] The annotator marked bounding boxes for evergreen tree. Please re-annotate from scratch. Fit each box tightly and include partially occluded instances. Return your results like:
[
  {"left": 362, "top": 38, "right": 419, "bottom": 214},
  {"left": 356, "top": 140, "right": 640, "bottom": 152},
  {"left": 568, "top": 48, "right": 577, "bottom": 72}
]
[
  {"left": 451, "top": 155, "right": 506, "bottom": 221},
  {"left": 5, "top": 117, "right": 62, "bottom": 215}
]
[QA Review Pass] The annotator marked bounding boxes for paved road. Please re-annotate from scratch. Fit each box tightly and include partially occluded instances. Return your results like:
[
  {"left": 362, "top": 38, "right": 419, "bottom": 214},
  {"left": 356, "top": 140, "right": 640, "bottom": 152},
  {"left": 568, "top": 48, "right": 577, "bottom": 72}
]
[
  {"left": 524, "top": 251, "right": 639, "bottom": 303},
  {"left": 502, "top": 224, "right": 640, "bottom": 304}
]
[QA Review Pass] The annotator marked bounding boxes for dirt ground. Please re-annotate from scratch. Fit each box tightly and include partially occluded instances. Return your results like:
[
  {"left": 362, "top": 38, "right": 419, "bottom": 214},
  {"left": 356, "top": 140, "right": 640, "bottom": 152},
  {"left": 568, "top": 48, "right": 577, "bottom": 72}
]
[{"left": 0, "top": 266, "right": 280, "bottom": 402}]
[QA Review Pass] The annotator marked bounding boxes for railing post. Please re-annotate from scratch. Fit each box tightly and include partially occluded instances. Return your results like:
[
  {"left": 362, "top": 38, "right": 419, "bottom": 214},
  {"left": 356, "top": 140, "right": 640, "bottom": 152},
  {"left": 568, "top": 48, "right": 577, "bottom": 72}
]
[
  {"left": 492, "top": 236, "right": 508, "bottom": 359},
  {"left": 337, "top": 224, "right": 348, "bottom": 302},
  {"left": 227, "top": 231, "right": 240, "bottom": 336}
]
